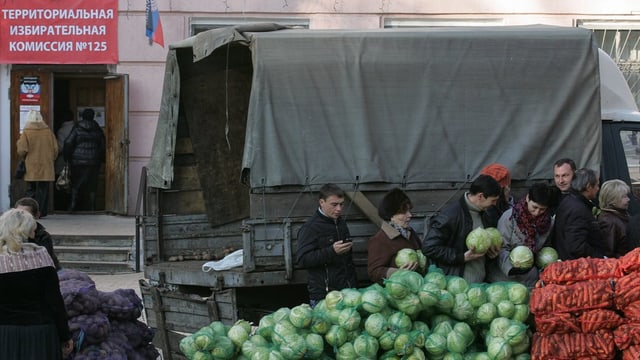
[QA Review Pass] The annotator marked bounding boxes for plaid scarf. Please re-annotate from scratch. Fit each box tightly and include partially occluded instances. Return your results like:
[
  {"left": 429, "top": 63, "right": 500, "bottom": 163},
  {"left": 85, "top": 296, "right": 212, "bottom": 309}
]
[{"left": 511, "top": 197, "right": 551, "bottom": 251}]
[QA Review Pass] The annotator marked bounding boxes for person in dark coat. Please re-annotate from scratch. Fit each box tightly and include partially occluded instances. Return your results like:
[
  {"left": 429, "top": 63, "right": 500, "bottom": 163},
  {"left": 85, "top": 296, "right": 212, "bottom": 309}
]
[
  {"left": 627, "top": 213, "right": 640, "bottom": 249},
  {"left": 368, "top": 188, "right": 423, "bottom": 284},
  {"left": 422, "top": 175, "right": 502, "bottom": 283},
  {"left": 296, "top": 183, "right": 357, "bottom": 306},
  {"left": 552, "top": 168, "right": 607, "bottom": 260},
  {"left": 14, "top": 197, "right": 61, "bottom": 270},
  {"left": 63, "top": 108, "right": 106, "bottom": 211},
  {"left": 598, "top": 179, "right": 633, "bottom": 257}
]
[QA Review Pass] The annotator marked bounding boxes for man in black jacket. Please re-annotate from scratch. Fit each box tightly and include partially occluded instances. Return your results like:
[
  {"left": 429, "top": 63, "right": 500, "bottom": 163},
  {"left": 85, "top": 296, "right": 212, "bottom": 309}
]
[
  {"left": 422, "top": 175, "right": 501, "bottom": 283},
  {"left": 14, "top": 197, "right": 61, "bottom": 270},
  {"left": 296, "top": 183, "right": 357, "bottom": 306},
  {"left": 63, "top": 108, "right": 106, "bottom": 211},
  {"left": 552, "top": 168, "right": 606, "bottom": 260}
]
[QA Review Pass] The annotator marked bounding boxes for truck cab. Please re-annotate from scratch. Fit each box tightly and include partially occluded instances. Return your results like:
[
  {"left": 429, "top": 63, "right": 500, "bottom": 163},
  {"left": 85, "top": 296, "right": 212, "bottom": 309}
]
[{"left": 599, "top": 48, "right": 640, "bottom": 213}]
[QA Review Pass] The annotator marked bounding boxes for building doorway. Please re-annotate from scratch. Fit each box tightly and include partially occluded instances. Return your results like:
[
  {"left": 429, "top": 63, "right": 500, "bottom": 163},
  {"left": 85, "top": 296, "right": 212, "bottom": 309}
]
[{"left": 10, "top": 67, "right": 129, "bottom": 215}]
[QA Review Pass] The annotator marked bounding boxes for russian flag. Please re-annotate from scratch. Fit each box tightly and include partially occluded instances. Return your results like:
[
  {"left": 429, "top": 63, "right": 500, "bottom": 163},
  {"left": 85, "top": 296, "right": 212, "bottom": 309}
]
[{"left": 145, "top": 0, "right": 164, "bottom": 47}]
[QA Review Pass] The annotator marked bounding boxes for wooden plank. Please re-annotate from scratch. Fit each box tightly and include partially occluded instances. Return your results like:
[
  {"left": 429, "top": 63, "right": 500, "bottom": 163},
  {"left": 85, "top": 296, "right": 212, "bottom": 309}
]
[
  {"left": 346, "top": 191, "right": 399, "bottom": 239},
  {"left": 144, "top": 262, "right": 308, "bottom": 288},
  {"left": 149, "top": 286, "right": 171, "bottom": 358},
  {"left": 165, "top": 330, "right": 189, "bottom": 360}
]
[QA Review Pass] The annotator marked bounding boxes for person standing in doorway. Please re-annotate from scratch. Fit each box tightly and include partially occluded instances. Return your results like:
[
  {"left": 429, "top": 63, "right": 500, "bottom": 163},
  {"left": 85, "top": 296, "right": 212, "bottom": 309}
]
[
  {"left": 296, "top": 183, "right": 357, "bottom": 306},
  {"left": 16, "top": 110, "right": 58, "bottom": 218},
  {"left": 54, "top": 110, "right": 76, "bottom": 210},
  {"left": 54, "top": 109, "right": 75, "bottom": 176},
  {"left": 63, "top": 108, "right": 106, "bottom": 212}
]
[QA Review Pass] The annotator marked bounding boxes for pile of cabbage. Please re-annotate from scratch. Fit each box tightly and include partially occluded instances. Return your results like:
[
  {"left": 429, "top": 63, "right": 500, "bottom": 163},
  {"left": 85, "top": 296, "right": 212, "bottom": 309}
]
[{"left": 179, "top": 266, "right": 531, "bottom": 360}]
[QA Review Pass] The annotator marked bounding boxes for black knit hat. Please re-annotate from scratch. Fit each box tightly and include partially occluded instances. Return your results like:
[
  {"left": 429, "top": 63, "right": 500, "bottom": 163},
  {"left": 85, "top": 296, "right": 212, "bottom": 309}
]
[{"left": 378, "top": 188, "right": 411, "bottom": 221}]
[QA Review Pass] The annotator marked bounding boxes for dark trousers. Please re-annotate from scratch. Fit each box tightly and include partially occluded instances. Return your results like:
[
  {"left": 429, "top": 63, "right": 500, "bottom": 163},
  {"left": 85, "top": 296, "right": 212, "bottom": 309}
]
[
  {"left": 26, "top": 181, "right": 50, "bottom": 216},
  {"left": 70, "top": 165, "right": 99, "bottom": 211}
]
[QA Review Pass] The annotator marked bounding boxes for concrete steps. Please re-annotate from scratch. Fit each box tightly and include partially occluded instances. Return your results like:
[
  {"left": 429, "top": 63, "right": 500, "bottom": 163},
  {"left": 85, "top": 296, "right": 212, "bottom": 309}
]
[
  {"left": 40, "top": 215, "right": 137, "bottom": 274},
  {"left": 53, "top": 234, "right": 135, "bottom": 273}
]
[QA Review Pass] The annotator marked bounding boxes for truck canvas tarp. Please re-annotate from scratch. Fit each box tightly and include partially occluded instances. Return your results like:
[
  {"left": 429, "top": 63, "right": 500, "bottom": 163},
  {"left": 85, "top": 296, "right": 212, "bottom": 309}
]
[{"left": 147, "top": 24, "right": 601, "bottom": 192}]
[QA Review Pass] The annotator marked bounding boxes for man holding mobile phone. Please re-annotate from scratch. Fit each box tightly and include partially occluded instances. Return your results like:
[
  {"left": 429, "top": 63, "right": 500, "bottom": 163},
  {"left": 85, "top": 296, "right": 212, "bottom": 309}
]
[{"left": 296, "top": 183, "right": 358, "bottom": 307}]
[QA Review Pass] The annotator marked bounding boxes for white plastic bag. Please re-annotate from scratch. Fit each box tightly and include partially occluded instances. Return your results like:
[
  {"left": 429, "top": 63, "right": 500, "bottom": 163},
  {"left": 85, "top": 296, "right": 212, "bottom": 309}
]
[{"left": 202, "top": 249, "right": 243, "bottom": 272}]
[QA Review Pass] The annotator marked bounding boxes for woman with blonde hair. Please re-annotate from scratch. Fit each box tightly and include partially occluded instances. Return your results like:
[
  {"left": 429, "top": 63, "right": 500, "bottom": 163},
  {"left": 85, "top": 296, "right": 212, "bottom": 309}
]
[
  {"left": 0, "top": 209, "right": 73, "bottom": 359},
  {"left": 598, "top": 179, "right": 634, "bottom": 257},
  {"left": 16, "top": 110, "right": 58, "bottom": 217}
]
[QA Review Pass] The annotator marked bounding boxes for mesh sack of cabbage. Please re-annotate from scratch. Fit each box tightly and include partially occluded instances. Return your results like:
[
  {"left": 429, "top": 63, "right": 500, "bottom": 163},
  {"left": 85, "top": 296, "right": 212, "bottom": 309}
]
[
  {"left": 98, "top": 288, "right": 144, "bottom": 321},
  {"left": 60, "top": 279, "right": 100, "bottom": 317}
]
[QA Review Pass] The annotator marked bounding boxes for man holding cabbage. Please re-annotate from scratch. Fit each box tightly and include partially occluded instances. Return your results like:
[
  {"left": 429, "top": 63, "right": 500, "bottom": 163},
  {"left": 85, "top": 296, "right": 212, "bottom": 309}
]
[{"left": 422, "top": 175, "right": 502, "bottom": 283}]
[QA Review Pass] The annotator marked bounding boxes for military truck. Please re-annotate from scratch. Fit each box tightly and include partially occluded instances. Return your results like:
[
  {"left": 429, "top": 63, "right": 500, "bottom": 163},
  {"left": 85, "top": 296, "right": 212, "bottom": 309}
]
[{"left": 138, "top": 24, "right": 640, "bottom": 359}]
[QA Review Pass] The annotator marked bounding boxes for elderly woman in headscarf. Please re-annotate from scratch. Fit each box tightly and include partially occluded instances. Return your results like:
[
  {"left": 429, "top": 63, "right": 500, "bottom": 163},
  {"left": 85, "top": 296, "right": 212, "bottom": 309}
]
[
  {"left": 598, "top": 179, "right": 634, "bottom": 257},
  {"left": 486, "top": 183, "right": 559, "bottom": 288},
  {"left": 16, "top": 110, "right": 58, "bottom": 217},
  {"left": 367, "top": 188, "right": 423, "bottom": 284},
  {"left": 480, "top": 163, "right": 513, "bottom": 217}
]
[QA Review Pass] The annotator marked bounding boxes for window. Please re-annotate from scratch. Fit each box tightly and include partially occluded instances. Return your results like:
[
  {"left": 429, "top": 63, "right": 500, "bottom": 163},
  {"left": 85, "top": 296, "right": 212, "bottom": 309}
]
[
  {"left": 384, "top": 18, "right": 504, "bottom": 28},
  {"left": 190, "top": 17, "right": 309, "bottom": 36},
  {"left": 620, "top": 129, "right": 640, "bottom": 200},
  {"left": 578, "top": 20, "right": 640, "bottom": 108}
]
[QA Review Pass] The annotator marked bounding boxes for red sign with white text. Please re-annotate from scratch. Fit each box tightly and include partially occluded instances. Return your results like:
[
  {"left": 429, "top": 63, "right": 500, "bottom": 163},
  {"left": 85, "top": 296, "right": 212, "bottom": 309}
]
[{"left": 0, "top": 0, "right": 118, "bottom": 64}]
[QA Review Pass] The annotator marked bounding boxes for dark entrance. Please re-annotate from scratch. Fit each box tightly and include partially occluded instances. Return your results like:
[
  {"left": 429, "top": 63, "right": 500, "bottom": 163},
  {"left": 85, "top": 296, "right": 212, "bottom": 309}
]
[{"left": 10, "top": 67, "right": 129, "bottom": 215}]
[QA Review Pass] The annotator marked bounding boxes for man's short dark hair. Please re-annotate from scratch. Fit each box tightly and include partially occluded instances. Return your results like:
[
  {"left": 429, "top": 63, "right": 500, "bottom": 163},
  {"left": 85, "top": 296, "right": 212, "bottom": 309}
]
[
  {"left": 554, "top": 158, "right": 577, "bottom": 172},
  {"left": 318, "top": 183, "right": 345, "bottom": 200},
  {"left": 82, "top": 108, "right": 95, "bottom": 121},
  {"left": 15, "top": 197, "right": 39, "bottom": 216},
  {"left": 469, "top": 175, "right": 502, "bottom": 197}
]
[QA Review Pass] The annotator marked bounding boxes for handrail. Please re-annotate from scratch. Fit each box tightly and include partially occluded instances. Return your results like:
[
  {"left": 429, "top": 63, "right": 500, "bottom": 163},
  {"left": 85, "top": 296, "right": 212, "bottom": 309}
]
[{"left": 133, "top": 166, "right": 148, "bottom": 272}]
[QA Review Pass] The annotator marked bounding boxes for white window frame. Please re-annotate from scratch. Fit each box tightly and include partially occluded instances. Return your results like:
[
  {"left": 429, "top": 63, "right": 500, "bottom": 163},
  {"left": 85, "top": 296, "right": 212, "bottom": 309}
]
[
  {"left": 190, "top": 17, "right": 309, "bottom": 36},
  {"left": 384, "top": 18, "right": 504, "bottom": 28}
]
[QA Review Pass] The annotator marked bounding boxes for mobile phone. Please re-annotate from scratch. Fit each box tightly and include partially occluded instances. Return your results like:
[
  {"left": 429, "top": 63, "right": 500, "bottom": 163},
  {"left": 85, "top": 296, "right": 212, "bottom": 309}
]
[{"left": 343, "top": 238, "right": 352, "bottom": 243}]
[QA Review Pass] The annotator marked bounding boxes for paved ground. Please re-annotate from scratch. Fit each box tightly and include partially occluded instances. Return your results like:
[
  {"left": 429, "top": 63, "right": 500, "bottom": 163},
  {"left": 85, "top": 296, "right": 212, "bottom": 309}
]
[
  {"left": 90, "top": 271, "right": 146, "bottom": 295},
  {"left": 40, "top": 214, "right": 163, "bottom": 358},
  {"left": 39, "top": 213, "right": 135, "bottom": 236}
]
